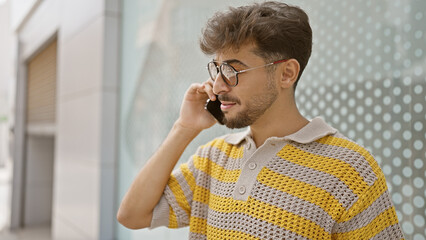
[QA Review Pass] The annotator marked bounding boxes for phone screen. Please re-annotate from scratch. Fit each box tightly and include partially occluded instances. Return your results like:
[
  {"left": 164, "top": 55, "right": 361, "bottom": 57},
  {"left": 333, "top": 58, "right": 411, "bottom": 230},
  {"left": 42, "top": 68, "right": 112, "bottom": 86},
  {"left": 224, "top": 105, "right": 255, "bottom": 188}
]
[{"left": 205, "top": 98, "right": 225, "bottom": 125}]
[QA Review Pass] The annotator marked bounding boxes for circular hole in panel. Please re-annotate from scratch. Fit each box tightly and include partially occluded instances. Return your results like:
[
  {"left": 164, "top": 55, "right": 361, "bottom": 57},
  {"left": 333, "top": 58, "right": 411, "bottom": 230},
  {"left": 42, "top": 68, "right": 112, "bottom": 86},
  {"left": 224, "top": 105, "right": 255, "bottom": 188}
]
[
  {"left": 413, "top": 234, "right": 425, "bottom": 240},
  {"left": 402, "top": 184, "right": 413, "bottom": 197},
  {"left": 383, "top": 130, "right": 392, "bottom": 140},
  {"left": 403, "top": 130, "right": 412, "bottom": 140},
  {"left": 383, "top": 96, "right": 392, "bottom": 105},
  {"left": 414, "top": 196, "right": 425, "bottom": 209},
  {"left": 402, "top": 203, "right": 413, "bottom": 215},
  {"left": 393, "top": 122, "right": 402, "bottom": 131},
  {"left": 414, "top": 103, "right": 423, "bottom": 113},
  {"left": 392, "top": 157, "right": 402, "bottom": 167},
  {"left": 374, "top": 122, "right": 382, "bottom": 131},
  {"left": 403, "top": 112, "right": 411, "bottom": 122},
  {"left": 414, "top": 140, "right": 424, "bottom": 151},
  {"left": 393, "top": 104, "right": 402, "bottom": 114},
  {"left": 392, "top": 175, "right": 402, "bottom": 186},
  {"left": 414, "top": 85, "right": 423, "bottom": 95},
  {"left": 383, "top": 148, "right": 392, "bottom": 158},
  {"left": 403, "top": 148, "right": 412, "bottom": 158},
  {"left": 402, "top": 166, "right": 413, "bottom": 178},
  {"left": 403, "top": 95, "right": 412, "bottom": 104},
  {"left": 414, "top": 158, "right": 423, "bottom": 169},
  {"left": 414, "top": 177, "right": 424, "bottom": 189},
  {"left": 402, "top": 221, "right": 414, "bottom": 235},
  {"left": 392, "top": 139, "right": 402, "bottom": 149},
  {"left": 383, "top": 113, "right": 391, "bottom": 122},
  {"left": 364, "top": 130, "right": 373, "bottom": 139},
  {"left": 374, "top": 105, "right": 382, "bottom": 115},
  {"left": 393, "top": 86, "right": 402, "bottom": 96},
  {"left": 365, "top": 113, "right": 373, "bottom": 123}
]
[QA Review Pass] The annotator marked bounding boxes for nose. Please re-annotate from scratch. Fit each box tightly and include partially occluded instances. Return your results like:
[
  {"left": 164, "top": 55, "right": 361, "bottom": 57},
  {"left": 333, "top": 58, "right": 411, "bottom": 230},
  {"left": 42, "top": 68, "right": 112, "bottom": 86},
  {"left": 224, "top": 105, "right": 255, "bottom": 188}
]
[{"left": 212, "top": 73, "right": 231, "bottom": 95}]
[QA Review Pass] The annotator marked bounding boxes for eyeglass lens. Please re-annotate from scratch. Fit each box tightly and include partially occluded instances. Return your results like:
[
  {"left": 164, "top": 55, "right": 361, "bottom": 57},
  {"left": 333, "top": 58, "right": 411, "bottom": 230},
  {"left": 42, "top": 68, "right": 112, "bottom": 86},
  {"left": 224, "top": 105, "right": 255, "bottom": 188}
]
[{"left": 207, "top": 62, "right": 237, "bottom": 86}]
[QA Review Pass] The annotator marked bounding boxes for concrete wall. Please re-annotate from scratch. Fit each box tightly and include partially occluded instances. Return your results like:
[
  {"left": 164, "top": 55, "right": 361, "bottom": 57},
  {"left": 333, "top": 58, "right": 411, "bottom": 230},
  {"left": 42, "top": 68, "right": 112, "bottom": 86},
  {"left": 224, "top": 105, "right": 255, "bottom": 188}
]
[{"left": 11, "top": 0, "right": 121, "bottom": 239}]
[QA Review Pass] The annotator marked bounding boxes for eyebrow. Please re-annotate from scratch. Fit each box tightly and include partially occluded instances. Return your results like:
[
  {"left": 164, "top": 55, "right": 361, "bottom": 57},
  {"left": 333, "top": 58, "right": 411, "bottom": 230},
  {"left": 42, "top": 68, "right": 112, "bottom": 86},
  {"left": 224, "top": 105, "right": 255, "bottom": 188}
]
[{"left": 212, "top": 58, "right": 249, "bottom": 68}]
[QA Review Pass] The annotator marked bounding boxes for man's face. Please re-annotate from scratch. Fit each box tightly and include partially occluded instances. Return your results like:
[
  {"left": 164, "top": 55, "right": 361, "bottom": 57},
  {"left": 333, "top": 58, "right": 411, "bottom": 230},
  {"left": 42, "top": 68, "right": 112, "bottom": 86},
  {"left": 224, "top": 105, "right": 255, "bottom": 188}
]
[{"left": 212, "top": 44, "right": 279, "bottom": 129}]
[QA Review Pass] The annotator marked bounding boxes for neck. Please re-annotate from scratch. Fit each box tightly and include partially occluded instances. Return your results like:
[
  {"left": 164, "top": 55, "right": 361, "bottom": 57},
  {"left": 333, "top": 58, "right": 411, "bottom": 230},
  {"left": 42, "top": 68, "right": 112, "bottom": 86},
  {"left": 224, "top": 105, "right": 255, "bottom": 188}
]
[{"left": 249, "top": 96, "right": 309, "bottom": 148}]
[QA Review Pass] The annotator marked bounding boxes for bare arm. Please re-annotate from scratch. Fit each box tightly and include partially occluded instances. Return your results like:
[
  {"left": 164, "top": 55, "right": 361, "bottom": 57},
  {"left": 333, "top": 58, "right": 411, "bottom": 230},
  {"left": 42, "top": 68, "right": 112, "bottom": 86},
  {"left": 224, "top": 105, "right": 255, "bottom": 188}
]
[{"left": 117, "top": 80, "right": 217, "bottom": 229}]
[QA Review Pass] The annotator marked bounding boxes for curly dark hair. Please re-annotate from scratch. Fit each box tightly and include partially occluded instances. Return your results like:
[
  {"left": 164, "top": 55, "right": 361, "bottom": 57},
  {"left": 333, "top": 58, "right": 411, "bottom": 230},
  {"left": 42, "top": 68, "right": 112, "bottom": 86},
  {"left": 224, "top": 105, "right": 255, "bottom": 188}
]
[{"left": 200, "top": 1, "right": 312, "bottom": 90}]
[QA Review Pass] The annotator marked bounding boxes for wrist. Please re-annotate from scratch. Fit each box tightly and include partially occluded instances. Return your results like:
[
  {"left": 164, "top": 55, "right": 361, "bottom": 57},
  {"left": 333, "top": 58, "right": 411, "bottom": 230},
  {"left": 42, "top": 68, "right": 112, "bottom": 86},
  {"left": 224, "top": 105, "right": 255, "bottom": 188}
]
[{"left": 172, "top": 120, "right": 202, "bottom": 138}]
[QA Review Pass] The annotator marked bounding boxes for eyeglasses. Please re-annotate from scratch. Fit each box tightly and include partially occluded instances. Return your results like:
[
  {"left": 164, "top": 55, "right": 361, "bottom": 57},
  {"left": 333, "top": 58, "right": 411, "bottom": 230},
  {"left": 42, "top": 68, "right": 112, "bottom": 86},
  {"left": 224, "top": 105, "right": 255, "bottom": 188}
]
[{"left": 207, "top": 59, "right": 288, "bottom": 87}]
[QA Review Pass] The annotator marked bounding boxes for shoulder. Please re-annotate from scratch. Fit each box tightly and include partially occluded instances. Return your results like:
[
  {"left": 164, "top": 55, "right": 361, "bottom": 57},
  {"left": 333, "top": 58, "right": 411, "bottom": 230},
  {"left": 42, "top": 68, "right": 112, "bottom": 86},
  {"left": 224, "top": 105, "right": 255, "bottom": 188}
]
[
  {"left": 312, "top": 132, "right": 382, "bottom": 186},
  {"left": 195, "top": 131, "right": 246, "bottom": 158}
]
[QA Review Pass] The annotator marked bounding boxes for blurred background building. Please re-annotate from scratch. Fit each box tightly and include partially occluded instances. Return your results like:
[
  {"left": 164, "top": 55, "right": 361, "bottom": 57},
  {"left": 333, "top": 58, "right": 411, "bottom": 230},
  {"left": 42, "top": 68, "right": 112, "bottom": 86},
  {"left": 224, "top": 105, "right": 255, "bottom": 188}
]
[{"left": 0, "top": 0, "right": 425, "bottom": 240}]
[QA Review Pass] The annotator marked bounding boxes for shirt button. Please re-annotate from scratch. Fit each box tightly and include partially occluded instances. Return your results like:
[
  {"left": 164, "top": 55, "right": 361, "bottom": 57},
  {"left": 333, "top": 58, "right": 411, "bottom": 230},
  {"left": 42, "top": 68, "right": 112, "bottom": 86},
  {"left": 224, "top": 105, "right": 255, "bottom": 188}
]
[
  {"left": 238, "top": 186, "right": 246, "bottom": 194},
  {"left": 248, "top": 162, "right": 257, "bottom": 170},
  {"left": 247, "top": 143, "right": 251, "bottom": 150}
]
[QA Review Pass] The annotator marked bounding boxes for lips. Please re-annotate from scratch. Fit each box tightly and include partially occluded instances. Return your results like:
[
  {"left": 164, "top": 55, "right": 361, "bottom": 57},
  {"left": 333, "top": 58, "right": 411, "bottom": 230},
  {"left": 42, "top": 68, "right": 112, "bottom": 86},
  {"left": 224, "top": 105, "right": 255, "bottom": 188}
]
[{"left": 220, "top": 101, "right": 236, "bottom": 110}]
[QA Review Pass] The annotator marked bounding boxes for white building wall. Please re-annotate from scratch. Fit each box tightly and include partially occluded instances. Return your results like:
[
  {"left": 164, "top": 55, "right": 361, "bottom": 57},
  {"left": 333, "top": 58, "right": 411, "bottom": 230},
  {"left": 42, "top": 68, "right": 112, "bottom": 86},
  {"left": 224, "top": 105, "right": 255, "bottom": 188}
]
[
  {"left": 0, "top": 0, "right": 15, "bottom": 168},
  {"left": 11, "top": 0, "right": 120, "bottom": 239}
]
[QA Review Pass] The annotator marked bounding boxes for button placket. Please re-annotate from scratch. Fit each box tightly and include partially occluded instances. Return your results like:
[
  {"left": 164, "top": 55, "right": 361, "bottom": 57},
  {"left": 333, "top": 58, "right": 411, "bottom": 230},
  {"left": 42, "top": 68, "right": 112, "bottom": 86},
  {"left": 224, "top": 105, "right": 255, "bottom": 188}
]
[
  {"left": 233, "top": 140, "right": 288, "bottom": 201},
  {"left": 238, "top": 186, "right": 246, "bottom": 194},
  {"left": 248, "top": 162, "right": 257, "bottom": 170}
]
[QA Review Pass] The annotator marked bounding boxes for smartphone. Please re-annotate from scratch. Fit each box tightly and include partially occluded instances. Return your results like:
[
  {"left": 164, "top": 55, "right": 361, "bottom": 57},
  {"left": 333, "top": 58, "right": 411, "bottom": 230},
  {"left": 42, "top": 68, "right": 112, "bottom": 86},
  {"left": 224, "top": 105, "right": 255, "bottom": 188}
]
[{"left": 205, "top": 98, "right": 225, "bottom": 125}]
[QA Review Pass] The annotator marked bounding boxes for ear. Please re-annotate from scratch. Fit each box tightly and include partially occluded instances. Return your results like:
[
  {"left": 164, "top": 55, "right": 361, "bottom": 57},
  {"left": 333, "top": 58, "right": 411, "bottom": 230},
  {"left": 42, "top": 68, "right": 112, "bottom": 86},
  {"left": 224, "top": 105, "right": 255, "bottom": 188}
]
[{"left": 278, "top": 59, "right": 300, "bottom": 89}]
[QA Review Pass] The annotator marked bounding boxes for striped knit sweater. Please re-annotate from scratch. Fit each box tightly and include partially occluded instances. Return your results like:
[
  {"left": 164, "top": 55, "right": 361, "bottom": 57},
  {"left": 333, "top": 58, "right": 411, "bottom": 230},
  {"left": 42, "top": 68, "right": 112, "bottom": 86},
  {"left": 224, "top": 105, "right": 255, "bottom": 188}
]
[{"left": 150, "top": 117, "right": 404, "bottom": 239}]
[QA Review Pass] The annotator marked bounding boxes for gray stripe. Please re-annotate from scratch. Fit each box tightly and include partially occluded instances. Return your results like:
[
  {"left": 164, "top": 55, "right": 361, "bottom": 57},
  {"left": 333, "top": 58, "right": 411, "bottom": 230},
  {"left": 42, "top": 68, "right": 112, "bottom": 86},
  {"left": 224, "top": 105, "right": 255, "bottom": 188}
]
[
  {"left": 150, "top": 195, "right": 170, "bottom": 228},
  {"left": 164, "top": 185, "right": 189, "bottom": 226},
  {"left": 251, "top": 181, "right": 335, "bottom": 232},
  {"left": 333, "top": 190, "right": 394, "bottom": 233},
  {"left": 196, "top": 145, "right": 243, "bottom": 171},
  {"left": 196, "top": 171, "right": 236, "bottom": 198},
  {"left": 267, "top": 156, "right": 357, "bottom": 209},
  {"left": 189, "top": 232, "right": 207, "bottom": 240},
  {"left": 370, "top": 224, "right": 404, "bottom": 240},
  {"left": 190, "top": 200, "right": 209, "bottom": 220},
  {"left": 291, "top": 140, "right": 377, "bottom": 186},
  {"left": 206, "top": 208, "right": 311, "bottom": 240},
  {"left": 233, "top": 141, "right": 288, "bottom": 201}
]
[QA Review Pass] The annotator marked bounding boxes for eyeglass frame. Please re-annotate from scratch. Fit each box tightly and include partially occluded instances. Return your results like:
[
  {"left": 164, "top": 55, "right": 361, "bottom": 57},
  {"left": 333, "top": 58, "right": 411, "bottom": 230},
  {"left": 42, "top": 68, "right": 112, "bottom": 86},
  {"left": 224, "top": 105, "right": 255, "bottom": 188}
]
[{"left": 207, "top": 59, "right": 288, "bottom": 87}]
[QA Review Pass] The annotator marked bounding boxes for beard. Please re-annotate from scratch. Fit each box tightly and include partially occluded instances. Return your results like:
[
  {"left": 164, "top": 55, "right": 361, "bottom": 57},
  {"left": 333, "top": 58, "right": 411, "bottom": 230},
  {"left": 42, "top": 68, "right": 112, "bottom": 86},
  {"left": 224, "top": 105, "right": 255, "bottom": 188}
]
[{"left": 222, "top": 78, "right": 278, "bottom": 129}]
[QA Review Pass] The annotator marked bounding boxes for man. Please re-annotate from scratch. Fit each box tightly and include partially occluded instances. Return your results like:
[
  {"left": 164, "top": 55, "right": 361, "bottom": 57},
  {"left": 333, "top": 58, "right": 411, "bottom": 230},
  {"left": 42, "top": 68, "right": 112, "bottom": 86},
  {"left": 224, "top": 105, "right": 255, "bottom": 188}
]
[{"left": 117, "top": 2, "right": 404, "bottom": 239}]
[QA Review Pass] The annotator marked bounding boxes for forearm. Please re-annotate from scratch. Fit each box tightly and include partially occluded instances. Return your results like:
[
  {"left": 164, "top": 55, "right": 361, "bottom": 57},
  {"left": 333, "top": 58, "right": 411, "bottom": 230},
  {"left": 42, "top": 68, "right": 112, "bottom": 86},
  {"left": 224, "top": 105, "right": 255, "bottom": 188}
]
[{"left": 117, "top": 122, "right": 200, "bottom": 229}]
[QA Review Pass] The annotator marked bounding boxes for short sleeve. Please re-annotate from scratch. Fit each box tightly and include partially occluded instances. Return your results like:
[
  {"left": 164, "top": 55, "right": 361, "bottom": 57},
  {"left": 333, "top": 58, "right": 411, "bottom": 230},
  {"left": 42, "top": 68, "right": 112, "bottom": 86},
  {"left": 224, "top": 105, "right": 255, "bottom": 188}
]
[
  {"left": 149, "top": 154, "right": 199, "bottom": 229},
  {"left": 331, "top": 173, "right": 404, "bottom": 239}
]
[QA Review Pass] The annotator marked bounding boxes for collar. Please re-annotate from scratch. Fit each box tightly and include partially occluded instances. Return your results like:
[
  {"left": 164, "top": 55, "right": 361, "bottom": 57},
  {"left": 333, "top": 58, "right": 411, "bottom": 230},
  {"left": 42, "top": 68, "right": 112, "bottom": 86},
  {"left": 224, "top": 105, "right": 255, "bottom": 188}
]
[{"left": 223, "top": 117, "right": 338, "bottom": 145}]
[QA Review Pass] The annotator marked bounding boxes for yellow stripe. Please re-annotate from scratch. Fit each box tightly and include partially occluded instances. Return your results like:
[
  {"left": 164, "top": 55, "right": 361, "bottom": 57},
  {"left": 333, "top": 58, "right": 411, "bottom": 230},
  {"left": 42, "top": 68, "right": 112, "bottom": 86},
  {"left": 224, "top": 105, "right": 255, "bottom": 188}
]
[
  {"left": 193, "top": 155, "right": 241, "bottom": 183},
  {"left": 278, "top": 144, "right": 369, "bottom": 196},
  {"left": 258, "top": 168, "right": 345, "bottom": 220},
  {"left": 332, "top": 207, "right": 399, "bottom": 239},
  {"left": 200, "top": 138, "right": 244, "bottom": 159},
  {"left": 338, "top": 176, "right": 388, "bottom": 222},
  {"left": 197, "top": 191, "right": 330, "bottom": 239},
  {"left": 169, "top": 205, "right": 178, "bottom": 228},
  {"left": 316, "top": 136, "right": 382, "bottom": 177},
  {"left": 190, "top": 216, "right": 207, "bottom": 235},
  {"left": 206, "top": 224, "right": 261, "bottom": 240},
  {"left": 180, "top": 163, "right": 196, "bottom": 193},
  {"left": 246, "top": 197, "right": 331, "bottom": 239},
  {"left": 193, "top": 185, "right": 210, "bottom": 205},
  {"left": 168, "top": 174, "right": 190, "bottom": 217}
]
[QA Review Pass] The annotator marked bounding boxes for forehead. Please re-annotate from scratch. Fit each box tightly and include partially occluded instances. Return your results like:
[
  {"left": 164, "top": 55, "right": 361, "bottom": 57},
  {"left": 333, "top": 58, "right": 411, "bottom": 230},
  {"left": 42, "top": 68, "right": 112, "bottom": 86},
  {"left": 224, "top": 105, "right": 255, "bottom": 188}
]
[{"left": 214, "top": 43, "right": 262, "bottom": 64}]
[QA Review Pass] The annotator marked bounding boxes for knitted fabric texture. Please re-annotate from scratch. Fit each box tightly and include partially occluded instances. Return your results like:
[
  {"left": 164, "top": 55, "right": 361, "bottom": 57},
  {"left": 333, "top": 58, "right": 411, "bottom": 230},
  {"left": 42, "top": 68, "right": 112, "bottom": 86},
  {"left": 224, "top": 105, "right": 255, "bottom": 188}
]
[{"left": 150, "top": 119, "right": 404, "bottom": 240}]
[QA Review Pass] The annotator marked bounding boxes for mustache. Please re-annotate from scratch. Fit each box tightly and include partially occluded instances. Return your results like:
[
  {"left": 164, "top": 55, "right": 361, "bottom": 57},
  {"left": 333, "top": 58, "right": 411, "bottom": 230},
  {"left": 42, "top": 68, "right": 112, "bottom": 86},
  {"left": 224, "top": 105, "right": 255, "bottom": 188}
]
[{"left": 218, "top": 94, "right": 241, "bottom": 104}]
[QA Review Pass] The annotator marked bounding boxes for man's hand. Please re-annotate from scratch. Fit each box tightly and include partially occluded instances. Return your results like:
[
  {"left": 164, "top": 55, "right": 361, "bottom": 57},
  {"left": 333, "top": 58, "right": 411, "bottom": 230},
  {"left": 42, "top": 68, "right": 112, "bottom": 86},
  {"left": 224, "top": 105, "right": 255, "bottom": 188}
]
[{"left": 176, "top": 79, "right": 218, "bottom": 131}]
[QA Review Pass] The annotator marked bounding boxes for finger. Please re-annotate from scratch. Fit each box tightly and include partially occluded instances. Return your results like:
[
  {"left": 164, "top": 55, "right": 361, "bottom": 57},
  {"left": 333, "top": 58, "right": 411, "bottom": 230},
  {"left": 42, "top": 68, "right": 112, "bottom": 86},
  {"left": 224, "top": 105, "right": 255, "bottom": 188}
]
[
  {"left": 202, "top": 82, "right": 216, "bottom": 101},
  {"left": 187, "top": 83, "right": 203, "bottom": 94}
]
